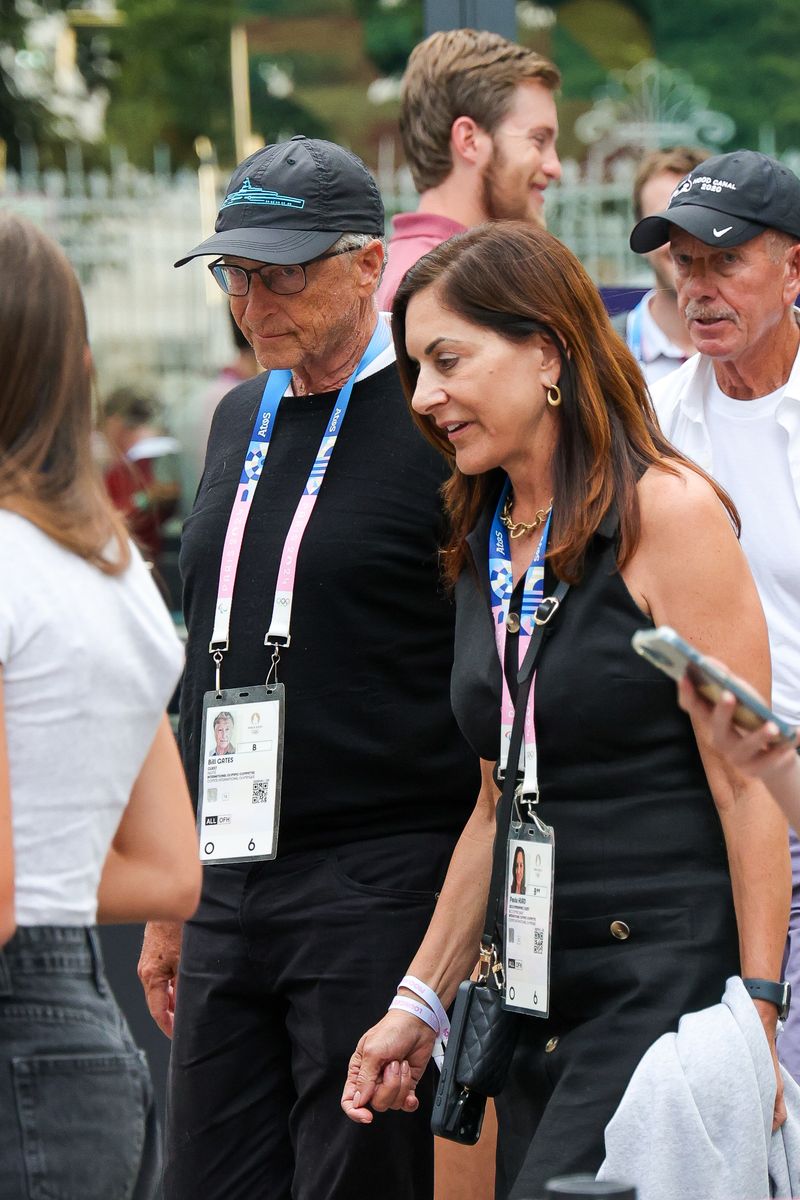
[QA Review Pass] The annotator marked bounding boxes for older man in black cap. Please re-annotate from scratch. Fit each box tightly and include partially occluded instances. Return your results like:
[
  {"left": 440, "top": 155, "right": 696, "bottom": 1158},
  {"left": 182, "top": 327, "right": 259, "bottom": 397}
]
[
  {"left": 138, "top": 136, "right": 478, "bottom": 1200},
  {"left": 631, "top": 148, "right": 800, "bottom": 1080}
]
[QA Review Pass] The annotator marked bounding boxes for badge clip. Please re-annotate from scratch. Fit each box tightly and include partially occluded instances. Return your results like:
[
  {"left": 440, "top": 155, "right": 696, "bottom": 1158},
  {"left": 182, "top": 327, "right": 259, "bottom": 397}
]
[
  {"left": 212, "top": 650, "right": 224, "bottom": 698},
  {"left": 265, "top": 645, "right": 281, "bottom": 690}
]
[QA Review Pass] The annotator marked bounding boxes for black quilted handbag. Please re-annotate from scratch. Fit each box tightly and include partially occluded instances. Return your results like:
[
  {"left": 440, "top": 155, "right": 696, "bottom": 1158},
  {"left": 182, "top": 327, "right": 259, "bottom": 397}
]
[
  {"left": 431, "top": 582, "right": 570, "bottom": 1145},
  {"left": 430, "top": 979, "right": 519, "bottom": 1144},
  {"left": 455, "top": 981, "right": 521, "bottom": 1094}
]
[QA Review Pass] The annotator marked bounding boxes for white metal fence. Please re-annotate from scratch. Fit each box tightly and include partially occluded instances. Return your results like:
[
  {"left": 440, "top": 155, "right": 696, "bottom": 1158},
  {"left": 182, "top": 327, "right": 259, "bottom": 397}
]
[{"left": 0, "top": 155, "right": 649, "bottom": 416}]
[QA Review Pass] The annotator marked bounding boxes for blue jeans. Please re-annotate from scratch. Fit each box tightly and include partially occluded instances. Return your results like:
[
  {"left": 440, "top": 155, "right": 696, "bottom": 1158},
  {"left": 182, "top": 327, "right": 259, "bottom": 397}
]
[{"left": 0, "top": 926, "right": 161, "bottom": 1200}]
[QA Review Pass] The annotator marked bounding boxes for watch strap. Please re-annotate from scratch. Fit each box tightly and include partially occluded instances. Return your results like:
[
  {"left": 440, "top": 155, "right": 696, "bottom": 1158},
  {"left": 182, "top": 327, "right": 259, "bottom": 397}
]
[{"left": 742, "top": 976, "right": 791, "bottom": 1019}]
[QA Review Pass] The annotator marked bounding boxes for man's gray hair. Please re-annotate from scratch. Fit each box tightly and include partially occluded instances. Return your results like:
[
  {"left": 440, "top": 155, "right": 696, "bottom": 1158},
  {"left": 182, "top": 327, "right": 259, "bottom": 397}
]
[
  {"left": 329, "top": 232, "right": 387, "bottom": 285},
  {"left": 765, "top": 228, "right": 799, "bottom": 262}
]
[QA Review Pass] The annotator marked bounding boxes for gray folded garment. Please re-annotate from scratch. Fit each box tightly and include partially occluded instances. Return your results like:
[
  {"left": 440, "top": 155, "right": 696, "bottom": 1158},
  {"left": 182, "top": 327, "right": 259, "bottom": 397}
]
[{"left": 598, "top": 975, "right": 800, "bottom": 1200}]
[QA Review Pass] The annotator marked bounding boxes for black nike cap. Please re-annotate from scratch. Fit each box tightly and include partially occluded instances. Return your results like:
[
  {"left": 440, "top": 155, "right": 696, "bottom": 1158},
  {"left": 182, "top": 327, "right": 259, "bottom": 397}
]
[
  {"left": 630, "top": 150, "right": 800, "bottom": 253},
  {"left": 175, "top": 135, "right": 384, "bottom": 268}
]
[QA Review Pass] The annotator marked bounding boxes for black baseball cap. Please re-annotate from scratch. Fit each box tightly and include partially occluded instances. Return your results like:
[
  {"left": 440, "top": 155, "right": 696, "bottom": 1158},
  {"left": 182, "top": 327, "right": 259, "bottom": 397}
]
[
  {"left": 630, "top": 150, "right": 800, "bottom": 253},
  {"left": 175, "top": 135, "right": 384, "bottom": 268}
]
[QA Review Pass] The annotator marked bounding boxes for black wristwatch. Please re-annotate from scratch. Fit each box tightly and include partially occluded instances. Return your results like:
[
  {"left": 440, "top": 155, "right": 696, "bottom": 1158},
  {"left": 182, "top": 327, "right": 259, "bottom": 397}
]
[{"left": 742, "top": 977, "right": 791, "bottom": 1020}]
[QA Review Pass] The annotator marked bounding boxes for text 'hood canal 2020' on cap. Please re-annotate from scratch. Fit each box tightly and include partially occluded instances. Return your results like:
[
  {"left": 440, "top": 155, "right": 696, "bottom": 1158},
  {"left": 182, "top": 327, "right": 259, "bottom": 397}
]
[{"left": 629, "top": 149, "right": 800, "bottom": 253}]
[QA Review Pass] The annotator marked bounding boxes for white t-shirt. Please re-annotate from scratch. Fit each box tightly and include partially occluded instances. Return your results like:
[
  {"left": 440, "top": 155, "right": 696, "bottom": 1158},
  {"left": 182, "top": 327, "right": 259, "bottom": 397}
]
[
  {"left": 0, "top": 512, "right": 184, "bottom": 924},
  {"left": 705, "top": 378, "right": 800, "bottom": 724}
]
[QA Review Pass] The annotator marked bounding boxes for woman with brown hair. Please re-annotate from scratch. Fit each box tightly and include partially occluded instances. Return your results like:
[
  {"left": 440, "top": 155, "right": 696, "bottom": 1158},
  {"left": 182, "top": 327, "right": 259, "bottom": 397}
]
[
  {"left": 0, "top": 212, "right": 201, "bottom": 1199},
  {"left": 342, "top": 221, "right": 790, "bottom": 1195}
]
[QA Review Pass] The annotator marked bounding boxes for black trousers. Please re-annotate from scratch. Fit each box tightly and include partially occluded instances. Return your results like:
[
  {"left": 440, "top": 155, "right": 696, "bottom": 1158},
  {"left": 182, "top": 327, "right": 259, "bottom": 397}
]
[{"left": 164, "top": 831, "right": 456, "bottom": 1200}]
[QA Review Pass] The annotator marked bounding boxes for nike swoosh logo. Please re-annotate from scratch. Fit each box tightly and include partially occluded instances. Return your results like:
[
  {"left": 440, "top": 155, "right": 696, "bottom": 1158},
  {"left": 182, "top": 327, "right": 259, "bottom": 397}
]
[{"left": 713, "top": 226, "right": 733, "bottom": 237}]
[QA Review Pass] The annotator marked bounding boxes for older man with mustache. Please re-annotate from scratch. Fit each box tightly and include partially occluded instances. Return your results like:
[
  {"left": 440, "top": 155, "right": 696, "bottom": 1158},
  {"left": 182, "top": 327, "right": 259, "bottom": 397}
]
[{"left": 631, "top": 148, "right": 800, "bottom": 1079}]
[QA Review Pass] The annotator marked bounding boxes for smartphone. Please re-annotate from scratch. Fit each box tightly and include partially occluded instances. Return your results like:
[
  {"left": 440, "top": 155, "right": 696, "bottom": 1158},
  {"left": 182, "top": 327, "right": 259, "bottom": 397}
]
[{"left": 631, "top": 626, "right": 798, "bottom": 743}]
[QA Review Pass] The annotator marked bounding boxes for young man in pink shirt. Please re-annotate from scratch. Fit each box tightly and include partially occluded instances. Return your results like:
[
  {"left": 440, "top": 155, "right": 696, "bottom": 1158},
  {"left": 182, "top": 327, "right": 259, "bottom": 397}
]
[{"left": 378, "top": 28, "right": 561, "bottom": 309}]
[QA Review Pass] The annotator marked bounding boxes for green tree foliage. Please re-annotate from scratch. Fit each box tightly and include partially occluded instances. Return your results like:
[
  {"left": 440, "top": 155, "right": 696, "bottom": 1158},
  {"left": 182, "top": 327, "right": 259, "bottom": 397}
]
[
  {"left": 645, "top": 0, "right": 800, "bottom": 151},
  {"left": 243, "top": 0, "right": 352, "bottom": 14},
  {"left": 104, "top": 0, "right": 405, "bottom": 168},
  {"left": 352, "top": 0, "right": 422, "bottom": 77},
  {"left": 0, "top": 1, "right": 105, "bottom": 169},
  {"left": 105, "top": 0, "right": 238, "bottom": 167},
  {"left": 0, "top": 3, "right": 46, "bottom": 166},
  {"left": 550, "top": 0, "right": 800, "bottom": 153},
  {"left": 248, "top": 58, "right": 332, "bottom": 145}
]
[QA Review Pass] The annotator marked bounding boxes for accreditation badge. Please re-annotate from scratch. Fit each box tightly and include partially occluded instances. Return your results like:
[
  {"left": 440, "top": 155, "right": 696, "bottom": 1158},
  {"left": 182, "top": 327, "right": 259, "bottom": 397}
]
[
  {"left": 502, "top": 811, "right": 554, "bottom": 1017},
  {"left": 197, "top": 684, "right": 284, "bottom": 864}
]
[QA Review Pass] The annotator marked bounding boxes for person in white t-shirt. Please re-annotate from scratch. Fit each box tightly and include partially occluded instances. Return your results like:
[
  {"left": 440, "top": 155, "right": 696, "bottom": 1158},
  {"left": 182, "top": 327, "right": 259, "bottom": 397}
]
[
  {"left": 0, "top": 212, "right": 201, "bottom": 1200},
  {"left": 630, "top": 148, "right": 800, "bottom": 1079}
]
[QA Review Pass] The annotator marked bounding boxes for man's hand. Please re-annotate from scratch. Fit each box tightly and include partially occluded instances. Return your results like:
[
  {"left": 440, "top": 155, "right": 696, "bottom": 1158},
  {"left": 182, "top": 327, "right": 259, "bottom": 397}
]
[
  {"left": 138, "top": 920, "right": 183, "bottom": 1038},
  {"left": 341, "top": 1012, "right": 436, "bottom": 1124}
]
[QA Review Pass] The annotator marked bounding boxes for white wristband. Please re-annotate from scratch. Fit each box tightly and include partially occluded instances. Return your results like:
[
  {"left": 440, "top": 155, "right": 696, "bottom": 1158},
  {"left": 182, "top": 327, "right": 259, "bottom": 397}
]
[
  {"left": 388, "top": 995, "right": 446, "bottom": 1071},
  {"left": 400, "top": 975, "right": 450, "bottom": 1043},
  {"left": 389, "top": 995, "right": 439, "bottom": 1034}
]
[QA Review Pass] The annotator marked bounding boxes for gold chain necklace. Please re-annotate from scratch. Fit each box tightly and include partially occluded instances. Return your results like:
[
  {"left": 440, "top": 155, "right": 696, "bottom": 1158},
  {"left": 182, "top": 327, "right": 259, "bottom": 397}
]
[{"left": 500, "top": 494, "right": 553, "bottom": 539}]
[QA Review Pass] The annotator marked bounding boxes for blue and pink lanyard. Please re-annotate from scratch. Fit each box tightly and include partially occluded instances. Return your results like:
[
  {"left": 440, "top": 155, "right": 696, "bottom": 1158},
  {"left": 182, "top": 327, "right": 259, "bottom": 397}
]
[
  {"left": 209, "top": 317, "right": 392, "bottom": 671},
  {"left": 489, "top": 478, "right": 552, "bottom": 798}
]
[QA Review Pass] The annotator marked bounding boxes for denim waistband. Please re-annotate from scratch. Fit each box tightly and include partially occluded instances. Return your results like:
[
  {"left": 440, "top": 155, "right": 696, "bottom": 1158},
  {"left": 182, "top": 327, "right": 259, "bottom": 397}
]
[{"left": 0, "top": 925, "right": 108, "bottom": 996}]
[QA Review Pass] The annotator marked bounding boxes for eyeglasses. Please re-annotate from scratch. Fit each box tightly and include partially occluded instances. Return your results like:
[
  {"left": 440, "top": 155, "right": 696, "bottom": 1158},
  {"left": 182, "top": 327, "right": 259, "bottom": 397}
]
[{"left": 208, "top": 247, "right": 356, "bottom": 297}]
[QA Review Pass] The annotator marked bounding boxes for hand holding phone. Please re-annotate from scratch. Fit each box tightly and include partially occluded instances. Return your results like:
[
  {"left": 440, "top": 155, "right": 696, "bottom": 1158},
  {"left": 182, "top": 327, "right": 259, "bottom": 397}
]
[{"left": 631, "top": 626, "right": 797, "bottom": 743}]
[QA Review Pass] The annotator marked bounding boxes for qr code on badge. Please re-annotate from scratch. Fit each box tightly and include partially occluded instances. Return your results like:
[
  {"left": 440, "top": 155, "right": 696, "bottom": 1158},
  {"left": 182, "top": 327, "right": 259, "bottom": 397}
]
[
  {"left": 534, "top": 928, "right": 544, "bottom": 955},
  {"left": 252, "top": 780, "right": 270, "bottom": 804}
]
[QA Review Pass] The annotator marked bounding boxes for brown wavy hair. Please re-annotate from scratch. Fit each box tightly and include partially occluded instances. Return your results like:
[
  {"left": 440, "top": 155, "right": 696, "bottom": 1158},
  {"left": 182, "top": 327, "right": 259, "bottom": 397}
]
[
  {"left": 392, "top": 221, "right": 738, "bottom": 586},
  {"left": 0, "top": 212, "right": 129, "bottom": 573},
  {"left": 400, "top": 29, "right": 561, "bottom": 193}
]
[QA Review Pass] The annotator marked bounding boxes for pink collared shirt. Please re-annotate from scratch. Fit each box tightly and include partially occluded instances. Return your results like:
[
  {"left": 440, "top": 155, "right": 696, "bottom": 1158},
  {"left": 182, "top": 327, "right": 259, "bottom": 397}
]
[{"left": 377, "top": 212, "right": 467, "bottom": 311}]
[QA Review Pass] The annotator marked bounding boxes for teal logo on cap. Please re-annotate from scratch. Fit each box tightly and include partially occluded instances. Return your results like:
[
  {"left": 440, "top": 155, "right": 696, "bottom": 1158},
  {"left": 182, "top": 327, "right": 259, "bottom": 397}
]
[{"left": 222, "top": 178, "right": 305, "bottom": 210}]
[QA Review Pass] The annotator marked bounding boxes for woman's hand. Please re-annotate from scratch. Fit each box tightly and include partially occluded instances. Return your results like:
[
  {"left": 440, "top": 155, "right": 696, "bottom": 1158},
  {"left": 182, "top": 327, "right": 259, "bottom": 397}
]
[
  {"left": 676, "top": 681, "right": 789, "bottom": 1130},
  {"left": 677, "top": 674, "right": 799, "bottom": 786},
  {"left": 747, "top": 995, "right": 787, "bottom": 1132},
  {"left": 768, "top": 1026, "right": 787, "bottom": 1132},
  {"left": 341, "top": 1011, "right": 436, "bottom": 1124}
]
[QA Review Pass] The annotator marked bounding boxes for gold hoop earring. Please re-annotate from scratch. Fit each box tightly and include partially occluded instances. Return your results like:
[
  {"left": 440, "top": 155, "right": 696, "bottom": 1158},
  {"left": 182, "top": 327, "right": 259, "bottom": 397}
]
[{"left": 546, "top": 383, "right": 562, "bottom": 408}]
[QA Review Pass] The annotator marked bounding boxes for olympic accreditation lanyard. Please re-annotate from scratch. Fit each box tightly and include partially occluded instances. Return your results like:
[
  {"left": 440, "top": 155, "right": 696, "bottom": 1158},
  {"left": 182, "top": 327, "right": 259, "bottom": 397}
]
[
  {"left": 197, "top": 318, "right": 392, "bottom": 867},
  {"left": 490, "top": 477, "right": 555, "bottom": 1017},
  {"left": 490, "top": 477, "right": 551, "bottom": 796}
]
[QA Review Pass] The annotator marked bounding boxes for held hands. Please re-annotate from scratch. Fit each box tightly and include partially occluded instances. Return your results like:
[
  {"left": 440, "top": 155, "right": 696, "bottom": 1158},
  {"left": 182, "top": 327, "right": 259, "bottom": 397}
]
[
  {"left": 341, "top": 1010, "right": 436, "bottom": 1124},
  {"left": 677, "top": 673, "right": 799, "bottom": 785}
]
